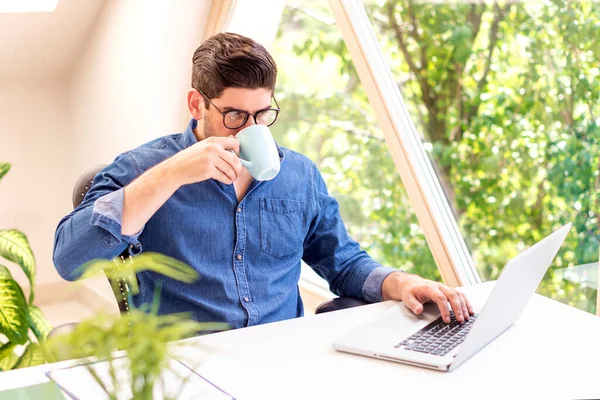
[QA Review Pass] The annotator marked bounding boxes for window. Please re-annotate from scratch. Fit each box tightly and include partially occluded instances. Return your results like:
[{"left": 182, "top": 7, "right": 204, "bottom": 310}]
[
  {"left": 270, "top": 0, "right": 439, "bottom": 286},
  {"left": 359, "top": 0, "right": 600, "bottom": 313},
  {"left": 0, "top": 0, "right": 59, "bottom": 13}
]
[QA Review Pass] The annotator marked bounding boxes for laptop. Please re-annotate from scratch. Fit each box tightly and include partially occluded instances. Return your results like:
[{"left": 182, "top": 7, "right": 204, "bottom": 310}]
[{"left": 332, "top": 223, "right": 571, "bottom": 372}]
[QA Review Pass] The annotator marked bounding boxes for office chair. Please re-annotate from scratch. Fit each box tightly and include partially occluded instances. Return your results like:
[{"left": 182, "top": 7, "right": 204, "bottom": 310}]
[
  {"left": 47, "top": 165, "right": 134, "bottom": 339},
  {"left": 72, "top": 165, "right": 135, "bottom": 315},
  {"left": 68, "top": 164, "right": 367, "bottom": 318}
]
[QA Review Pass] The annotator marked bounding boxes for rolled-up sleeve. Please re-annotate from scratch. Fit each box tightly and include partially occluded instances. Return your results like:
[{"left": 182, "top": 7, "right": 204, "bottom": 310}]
[
  {"left": 362, "top": 266, "right": 399, "bottom": 303},
  {"left": 91, "top": 188, "right": 144, "bottom": 250},
  {"left": 302, "top": 163, "right": 400, "bottom": 302},
  {"left": 53, "top": 152, "right": 143, "bottom": 281}
]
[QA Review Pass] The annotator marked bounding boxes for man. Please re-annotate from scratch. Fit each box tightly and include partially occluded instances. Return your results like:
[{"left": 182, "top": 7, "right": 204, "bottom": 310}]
[{"left": 53, "top": 32, "right": 473, "bottom": 329}]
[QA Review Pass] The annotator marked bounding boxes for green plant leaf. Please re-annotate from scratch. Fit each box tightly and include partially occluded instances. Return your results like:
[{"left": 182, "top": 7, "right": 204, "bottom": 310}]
[
  {"left": 28, "top": 305, "right": 52, "bottom": 342},
  {"left": 79, "top": 252, "right": 199, "bottom": 295},
  {"left": 0, "top": 229, "right": 36, "bottom": 303},
  {"left": 0, "top": 265, "right": 29, "bottom": 345},
  {"left": 0, "top": 162, "right": 10, "bottom": 182},
  {"left": 14, "top": 342, "right": 45, "bottom": 369},
  {"left": 0, "top": 341, "right": 19, "bottom": 371},
  {"left": 42, "top": 309, "right": 230, "bottom": 397}
]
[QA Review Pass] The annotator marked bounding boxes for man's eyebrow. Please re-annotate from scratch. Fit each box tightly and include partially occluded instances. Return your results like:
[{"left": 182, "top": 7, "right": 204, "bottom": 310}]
[
  {"left": 221, "top": 106, "right": 241, "bottom": 112},
  {"left": 221, "top": 105, "right": 273, "bottom": 113}
]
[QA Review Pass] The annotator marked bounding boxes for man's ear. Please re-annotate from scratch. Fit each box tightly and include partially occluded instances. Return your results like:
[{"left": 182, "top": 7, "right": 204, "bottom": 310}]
[{"left": 187, "top": 89, "right": 205, "bottom": 120}]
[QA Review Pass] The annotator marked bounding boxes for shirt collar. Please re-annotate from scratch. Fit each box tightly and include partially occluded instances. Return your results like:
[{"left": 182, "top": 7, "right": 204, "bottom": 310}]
[{"left": 182, "top": 118, "right": 199, "bottom": 148}]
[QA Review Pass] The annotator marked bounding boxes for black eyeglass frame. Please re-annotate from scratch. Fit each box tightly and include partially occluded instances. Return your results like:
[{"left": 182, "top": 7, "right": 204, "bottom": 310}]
[{"left": 197, "top": 88, "right": 281, "bottom": 129}]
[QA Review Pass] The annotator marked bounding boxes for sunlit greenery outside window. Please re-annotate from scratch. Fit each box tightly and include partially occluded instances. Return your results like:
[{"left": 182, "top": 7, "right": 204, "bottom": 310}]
[
  {"left": 271, "top": 1, "right": 439, "bottom": 281},
  {"left": 359, "top": 0, "right": 599, "bottom": 313}
]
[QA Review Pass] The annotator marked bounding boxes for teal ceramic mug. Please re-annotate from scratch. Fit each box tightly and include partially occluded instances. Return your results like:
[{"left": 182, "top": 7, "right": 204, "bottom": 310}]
[{"left": 235, "top": 125, "right": 280, "bottom": 181}]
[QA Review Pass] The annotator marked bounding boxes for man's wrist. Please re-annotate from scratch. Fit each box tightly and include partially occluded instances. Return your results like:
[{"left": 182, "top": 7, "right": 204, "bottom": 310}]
[
  {"left": 159, "top": 157, "right": 184, "bottom": 190},
  {"left": 381, "top": 270, "right": 408, "bottom": 301}
]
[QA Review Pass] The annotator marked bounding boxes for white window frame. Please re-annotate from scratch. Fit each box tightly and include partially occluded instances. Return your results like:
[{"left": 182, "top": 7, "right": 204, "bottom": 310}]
[
  {"left": 203, "top": 0, "right": 235, "bottom": 39},
  {"left": 329, "top": 0, "right": 480, "bottom": 286}
]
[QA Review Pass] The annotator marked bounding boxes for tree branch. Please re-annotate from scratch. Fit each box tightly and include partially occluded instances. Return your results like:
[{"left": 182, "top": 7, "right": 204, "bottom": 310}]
[
  {"left": 386, "top": 2, "right": 419, "bottom": 77},
  {"left": 406, "top": 0, "right": 427, "bottom": 71},
  {"left": 452, "top": 5, "right": 485, "bottom": 141},
  {"left": 545, "top": 48, "right": 574, "bottom": 125},
  {"left": 449, "top": 64, "right": 465, "bottom": 142},
  {"left": 533, "top": 179, "right": 546, "bottom": 230},
  {"left": 466, "top": 2, "right": 507, "bottom": 125},
  {"left": 467, "top": 4, "right": 484, "bottom": 40},
  {"left": 385, "top": 2, "right": 434, "bottom": 110},
  {"left": 478, "top": 3, "right": 504, "bottom": 95},
  {"left": 569, "top": 44, "right": 594, "bottom": 124}
]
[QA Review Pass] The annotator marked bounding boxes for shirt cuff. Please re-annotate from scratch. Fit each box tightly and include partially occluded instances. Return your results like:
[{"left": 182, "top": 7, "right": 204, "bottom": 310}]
[
  {"left": 91, "top": 188, "right": 144, "bottom": 254},
  {"left": 362, "top": 266, "right": 403, "bottom": 303}
]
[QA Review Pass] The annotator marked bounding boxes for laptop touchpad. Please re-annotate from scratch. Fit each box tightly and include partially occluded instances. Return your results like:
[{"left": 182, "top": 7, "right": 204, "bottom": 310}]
[{"left": 372, "top": 303, "right": 439, "bottom": 332}]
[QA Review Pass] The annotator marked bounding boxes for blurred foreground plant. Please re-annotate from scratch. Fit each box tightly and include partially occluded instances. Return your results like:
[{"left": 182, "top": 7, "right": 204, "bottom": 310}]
[
  {"left": 0, "top": 162, "right": 52, "bottom": 371},
  {"left": 44, "top": 252, "right": 228, "bottom": 399},
  {"left": 44, "top": 310, "right": 227, "bottom": 399}
]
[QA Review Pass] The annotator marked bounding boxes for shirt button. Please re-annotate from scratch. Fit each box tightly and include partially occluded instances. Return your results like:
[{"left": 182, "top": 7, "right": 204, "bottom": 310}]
[
  {"left": 236, "top": 254, "right": 242, "bottom": 260},
  {"left": 237, "top": 207, "right": 242, "bottom": 213},
  {"left": 243, "top": 297, "right": 250, "bottom": 302}
]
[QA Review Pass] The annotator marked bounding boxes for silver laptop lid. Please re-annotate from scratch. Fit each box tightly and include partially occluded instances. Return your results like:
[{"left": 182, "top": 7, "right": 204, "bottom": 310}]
[{"left": 450, "top": 223, "right": 571, "bottom": 370}]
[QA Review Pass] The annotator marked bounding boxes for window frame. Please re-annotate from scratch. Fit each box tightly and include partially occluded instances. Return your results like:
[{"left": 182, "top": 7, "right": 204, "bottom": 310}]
[
  {"left": 203, "top": 0, "right": 235, "bottom": 39},
  {"left": 328, "top": 0, "right": 480, "bottom": 286}
]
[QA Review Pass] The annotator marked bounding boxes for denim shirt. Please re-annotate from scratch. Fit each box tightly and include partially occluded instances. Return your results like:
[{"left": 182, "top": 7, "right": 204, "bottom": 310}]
[{"left": 53, "top": 119, "right": 397, "bottom": 329}]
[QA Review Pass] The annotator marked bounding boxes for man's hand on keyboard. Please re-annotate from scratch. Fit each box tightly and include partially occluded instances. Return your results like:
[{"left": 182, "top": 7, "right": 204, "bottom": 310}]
[{"left": 381, "top": 272, "right": 475, "bottom": 323}]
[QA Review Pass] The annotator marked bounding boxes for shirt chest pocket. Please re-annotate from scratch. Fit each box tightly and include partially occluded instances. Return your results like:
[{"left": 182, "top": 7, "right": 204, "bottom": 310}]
[{"left": 260, "top": 198, "right": 306, "bottom": 259}]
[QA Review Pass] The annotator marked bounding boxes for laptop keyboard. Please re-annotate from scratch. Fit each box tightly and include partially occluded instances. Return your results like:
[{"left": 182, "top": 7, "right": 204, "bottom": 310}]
[{"left": 395, "top": 311, "right": 478, "bottom": 356}]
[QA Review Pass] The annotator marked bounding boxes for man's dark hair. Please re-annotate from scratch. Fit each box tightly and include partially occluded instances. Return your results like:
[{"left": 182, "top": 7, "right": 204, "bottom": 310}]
[{"left": 192, "top": 32, "right": 277, "bottom": 107}]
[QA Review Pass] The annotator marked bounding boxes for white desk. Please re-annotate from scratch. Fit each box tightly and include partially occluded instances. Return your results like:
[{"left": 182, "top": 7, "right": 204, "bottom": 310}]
[{"left": 2, "top": 282, "right": 600, "bottom": 399}]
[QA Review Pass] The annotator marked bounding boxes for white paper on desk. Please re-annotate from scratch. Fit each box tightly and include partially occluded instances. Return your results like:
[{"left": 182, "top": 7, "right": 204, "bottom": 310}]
[{"left": 45, "top": 355, "right": 235, "bottom": 400}]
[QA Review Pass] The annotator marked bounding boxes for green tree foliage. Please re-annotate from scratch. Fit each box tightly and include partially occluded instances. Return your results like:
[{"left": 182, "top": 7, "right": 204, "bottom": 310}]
[{"left": 273, "top": 0, "right": 599, "bottom": 312}]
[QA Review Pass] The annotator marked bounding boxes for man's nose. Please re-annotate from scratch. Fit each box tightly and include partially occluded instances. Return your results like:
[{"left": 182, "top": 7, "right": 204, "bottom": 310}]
[
  {"left": 234, "top": 115, "right": 256, "bottom": 134},
  {"left": 243, "top": 115, "right": 257, "bottom": 128}
]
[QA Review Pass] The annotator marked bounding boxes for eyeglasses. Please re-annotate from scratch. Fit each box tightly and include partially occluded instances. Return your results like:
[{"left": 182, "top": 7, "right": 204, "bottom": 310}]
[{"left": 197, "top": 88, "right": 280, "bottom": 129}]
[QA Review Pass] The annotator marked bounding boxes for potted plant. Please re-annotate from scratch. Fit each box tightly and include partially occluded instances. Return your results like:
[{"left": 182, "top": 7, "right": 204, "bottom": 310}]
[
  {"left": 43, "top": 253, "right": 230, "bottom": 399},
  {"left": 0, "top": 161, "right": 52, "bottom": 371}
]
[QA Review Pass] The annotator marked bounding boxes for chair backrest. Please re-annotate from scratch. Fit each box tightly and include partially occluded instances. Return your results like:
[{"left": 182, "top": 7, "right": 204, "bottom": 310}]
[
  {"left": 72, "top": 165, "right": 107, "bottom": 208},
  {"left": 73, "top": 164, "right": 134, "bottom": 315}
]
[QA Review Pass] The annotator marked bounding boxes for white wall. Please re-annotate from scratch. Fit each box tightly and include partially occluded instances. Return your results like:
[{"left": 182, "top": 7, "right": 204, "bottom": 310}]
[
  {"left": 70, "top": 0, "right": 211, "bottom": 173},
  {"left": 0, "top": 78, "right": 73, "bottom": 286},
  {"left": 1, "top": 0, "right": 212, "bottom": 293},
  {"left": 68, "top": 0, "right": 211, "bottom": 299},
  {"left": 225, "top": 0, "right": 286, "bottom": 49}
]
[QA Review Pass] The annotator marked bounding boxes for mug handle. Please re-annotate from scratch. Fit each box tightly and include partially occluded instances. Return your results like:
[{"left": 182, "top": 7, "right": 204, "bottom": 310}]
[{"left": 228, "top": 150, "right": 252, "bottom": 168}]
